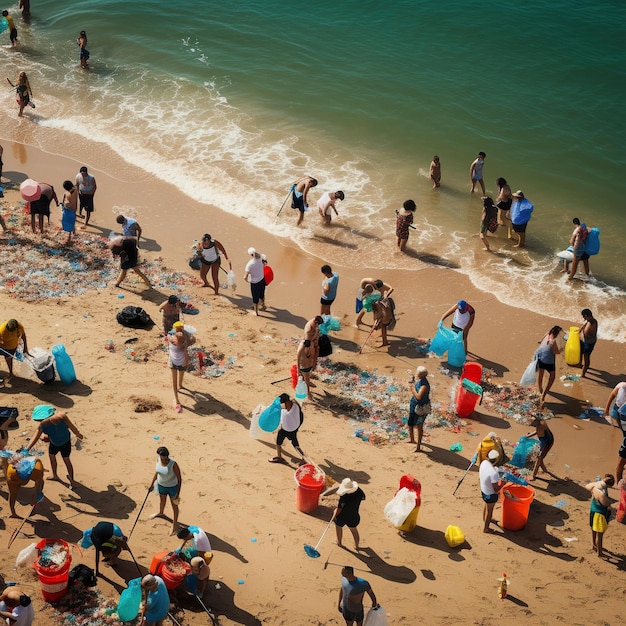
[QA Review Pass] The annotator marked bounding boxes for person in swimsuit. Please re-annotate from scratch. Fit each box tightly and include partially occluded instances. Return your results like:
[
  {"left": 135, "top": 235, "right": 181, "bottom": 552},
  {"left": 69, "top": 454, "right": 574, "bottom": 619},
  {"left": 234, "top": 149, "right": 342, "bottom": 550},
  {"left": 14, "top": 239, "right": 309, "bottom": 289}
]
[
  {"left": 291, "top": 175, "right": 318, "bottom": 226},
  {"left": 526, "top": 416, "right": 554, "bottom": 480},
  {"left": 296, "top": 339, "right": 316, "bottom": 395},
  {"left": 568, "top": 218, "right": 591, "bottom": 280},
  {"left": 304, "top": 316, "right": 323, "bottom": 369},
  {"left": 108, "top": 236, "right": 151, "bottom": 288},
  {"left": 197, "top": 233, "right": 230, "bottom": 295},
  {"left": 470, "top": 152, "right": 486, "bottom": 194},
  {"left": 535, "top": 325, "right": 562, "bottom": 407},
  {"left": 479, "top": 196, "right": 498, "bottom": 251},
  {"left": 395, "top": 199, "right": 416, "bottom": 252},
  {"left": 29, "top": 182, "right": 58, "bottom": 234},
  {"left": 2, "top": 10, "right": 18, "bottom": 46},
  {"left": 159, "top": 295, "right": 182, "bottom": 336},
  {"left": 586, "top": 474, "right": 615, "bottom": 558},
  {"left": 77, "top": 30, "right": 89, "bottom": 69},
  {"left": 579, "top": 308, "right": 598, "bottom": 377},
  {"left": 8, "top": 71, "right": 32, "bottom": 117},
  {"left": 429, "top": 155, "right": 441, "bottom": 188},
  {"left": 334, "top": 478, "right": 366, "bottom": 550},
  {"left": 148, "top": 446, "right": 182, "bottom": 534},
  {"left": 0, "top": 586, "right": 34, "bottom": 626},
  {"left": 495, "top": 177, "right": 512, "bottom": 226},
  {"left": 318, "top": 190, "right": 344, "bottom": 225},
  {"left": 167, "top": 321, "right": 194, "bottom": 412},
  {"left": 355, "top": 278, "right": 394, "bottom": 326},
  {"left": 61, "top": 180, "right": 78, "bottom": 244},
  {"left": 605, "top": 381, "right": 626, "bottom": 482}
]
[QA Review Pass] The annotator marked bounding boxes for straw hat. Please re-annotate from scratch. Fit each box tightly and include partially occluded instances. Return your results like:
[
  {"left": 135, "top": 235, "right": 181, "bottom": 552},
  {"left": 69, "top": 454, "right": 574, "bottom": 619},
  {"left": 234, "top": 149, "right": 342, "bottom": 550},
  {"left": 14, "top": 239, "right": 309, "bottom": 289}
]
[
  {"left": 512, "top": 190, "right": 525, "bottom": 199},
  {"left": 337, "top": 477, "right": 359, "bottom": 495}
]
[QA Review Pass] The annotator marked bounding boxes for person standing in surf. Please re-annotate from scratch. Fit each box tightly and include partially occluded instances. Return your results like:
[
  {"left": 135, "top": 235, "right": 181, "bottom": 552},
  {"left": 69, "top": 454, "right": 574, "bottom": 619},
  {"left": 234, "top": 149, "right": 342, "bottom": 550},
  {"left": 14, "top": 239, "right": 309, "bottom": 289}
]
[
  {"left": 395, "top": 199, "right": 416, "bottom": 252},
  {"left": 495, "top": 177, "right": 512, "bottom": 226},
  {"left": 7, "top": 72, "right": 33, "bottom": 117},
  {"left": 470, "top": 151, "right": 486, "bottom": 194},
  {"left": 429, "top": 155, "right": 441, "bottom": 188},
  {"left": 77, "top": 31, "right": 89, "bottom": 69},
  {"left": 291, "top": 175, "right": 318, "bottom": 226}
]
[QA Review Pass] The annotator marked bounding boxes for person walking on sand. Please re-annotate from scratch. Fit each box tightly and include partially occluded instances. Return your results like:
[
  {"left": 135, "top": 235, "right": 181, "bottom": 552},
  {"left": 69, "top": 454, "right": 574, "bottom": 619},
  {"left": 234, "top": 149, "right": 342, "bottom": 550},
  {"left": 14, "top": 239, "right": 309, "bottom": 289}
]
[
  {"left": 7, "top": 72, "right": 32, "bottom": 117},
  {"left": 535, "top": 325, "right": 562, "bottom": 407},
  {"left": 320, "top": 264, "right": 339, "bottom": 316},
  {"left": 77, "top": 30, "right": 89, "bottom": 68},
  {"left": 479, "top": 196, "right": 498, "bottom": 251},
  {"left": 2, "top": 10, "right": 18, "bottom": 46},
  {"left": 244, "top": 247, "right": 266, "bottom": 315},
  {"left": 116, "top": 214, "right": 142, "bottom": 244},
  {"left": 429, "top": 155, "right": 441, "bottom": 188},
  {"left": 268, "top": 393, "right": 305, "bottom": 465},
  {"left": 149, "top": 446, "right": 182, "bottom": 535},
  {"left": 0, "top": 587, "right": 35, "bottom": 626},
  {"left": 291, "top": 175, "right": 318, "bottom": 226},
  {"left": 334, "top": 478, "right": 366, "bottom": 550},
  {"left": 75, "top": 165, "right": 97, "bottom": 225},
  {"left": 159, "top": 295, "right": 182, "bottom": 336},
  {"left": 29, "top": 182, "right": 58, "bottom": 234},
  {"left": 441, "top": 300, "right": 475, "bottom": 353},
  {"left": 61, "top": 180, "right": 78, "bottom": 244},
  {"left": 168, "top": 320, "right": 194, "bottom": 412},
  {"left": 108, "top": 236, "right": 152, "bottom": 288},
  {"left": 197, "top": 233, "right": 230, "bottom": 294},
  {"left": 318, "top": 190, "right": 344, "bottom": 225},
  {"left": 408, "top": 366, "right": 431, "bottom": 453},
  {"left": 586, "top": 474, "right": 615, "bottom": 558},
  {"left": 338, "top": 566, "right": 378, "bottom": 626},
  {"left": 26, "top": 407, "right": 84, "bottom": 488},
  {"left": 395, "top": 199, "right": 416, "bottom": 252},
  {"left": 86, "top": 520, "right": 128, "bottom": 576},
  {"left": 526, "top": 415, "right": 554, "bottom": 480},
  {"left": 579, "top": 308, "right": 598, "bottom": 377},
  {"left": 470, "top": 151, "right": 486, "bottom": 194},
  {"left": 297, "top": 339, "right": 316, "bottom": 395},
  {"left": 496, "top": 177, "right": 512, "bottom": 226},
  {"left": 605, "top": 381, "right": 626, "bottom": 483},
  {"left": 0, "top": 318, "right": 29, "bottom": 382},
  {"left": 510, "top": 190, "right": 534, "bottom": 248},
  {"left": 479, "top": 449, "right": 503, "bottom": 533}
]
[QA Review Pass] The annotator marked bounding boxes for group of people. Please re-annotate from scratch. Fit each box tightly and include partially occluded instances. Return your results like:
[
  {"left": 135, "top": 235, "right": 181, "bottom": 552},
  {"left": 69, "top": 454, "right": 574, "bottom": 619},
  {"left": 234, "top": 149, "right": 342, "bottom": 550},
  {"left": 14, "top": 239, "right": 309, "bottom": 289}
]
[{"left": 288, "top": 175, "right": 345, "bottom": 226}]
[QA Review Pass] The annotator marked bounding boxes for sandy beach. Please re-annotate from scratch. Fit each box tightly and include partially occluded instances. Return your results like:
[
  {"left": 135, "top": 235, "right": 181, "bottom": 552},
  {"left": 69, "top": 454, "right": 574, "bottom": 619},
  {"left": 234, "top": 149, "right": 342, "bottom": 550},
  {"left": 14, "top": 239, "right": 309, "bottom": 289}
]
[{"left": 1, "top": 140, "right": 625, "bottom": 625}]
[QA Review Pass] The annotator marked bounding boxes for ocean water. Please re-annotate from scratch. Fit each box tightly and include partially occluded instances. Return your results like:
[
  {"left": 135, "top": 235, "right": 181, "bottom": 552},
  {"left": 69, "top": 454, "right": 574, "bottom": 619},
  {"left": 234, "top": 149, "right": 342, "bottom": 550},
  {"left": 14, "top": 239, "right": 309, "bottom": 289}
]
[{"left": 1, "top": 0, "right": 625, "bottom": 338}]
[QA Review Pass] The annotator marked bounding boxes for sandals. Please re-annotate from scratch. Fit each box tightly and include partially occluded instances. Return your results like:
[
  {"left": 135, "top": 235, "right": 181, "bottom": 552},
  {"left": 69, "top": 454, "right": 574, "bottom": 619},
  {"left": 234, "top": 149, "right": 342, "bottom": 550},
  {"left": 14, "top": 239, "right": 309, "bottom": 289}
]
[
  {"left": 174, "top": 404, "right": 182, "bottom": 413},
  {"left": 268, "top": 457, "right": 286, "bottom": 464}
]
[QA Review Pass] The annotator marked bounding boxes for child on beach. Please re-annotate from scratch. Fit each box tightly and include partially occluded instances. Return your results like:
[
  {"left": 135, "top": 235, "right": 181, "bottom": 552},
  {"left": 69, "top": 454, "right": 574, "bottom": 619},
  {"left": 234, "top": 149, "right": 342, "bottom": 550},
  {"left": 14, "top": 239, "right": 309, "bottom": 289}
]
[
  {"left": 586, "top": 474, "right": 614, "bottom": 558},
  {"left": 61, "top": 180, "right": 78, "bottom": 245},
  {"left": 429, "top": 156, "right": 441, "bottom": 188},
  {"left": 2, "top": 10, "right": 18, "bottom": 46}
]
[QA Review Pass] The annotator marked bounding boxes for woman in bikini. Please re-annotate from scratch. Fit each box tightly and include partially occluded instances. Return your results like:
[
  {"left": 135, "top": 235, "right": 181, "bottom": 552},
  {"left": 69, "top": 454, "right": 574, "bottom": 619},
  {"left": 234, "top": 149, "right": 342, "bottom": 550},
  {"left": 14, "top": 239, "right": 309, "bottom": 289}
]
[
  {"left": 7, "top": 71, "right": 33, "bottom": 117},
  {"left": 197, "top": 233, "right": 230, "bottom": 295}
]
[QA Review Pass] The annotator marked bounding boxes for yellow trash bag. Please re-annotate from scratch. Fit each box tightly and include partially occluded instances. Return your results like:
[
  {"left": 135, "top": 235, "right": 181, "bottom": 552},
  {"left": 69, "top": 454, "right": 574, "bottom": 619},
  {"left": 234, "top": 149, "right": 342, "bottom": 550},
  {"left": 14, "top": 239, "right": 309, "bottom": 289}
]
[
  {"left": 445, "top": 525, "right": 465, "bottom": 548},
  {"left": 476, "top": 432, "right": 506, "bottom": 465}
]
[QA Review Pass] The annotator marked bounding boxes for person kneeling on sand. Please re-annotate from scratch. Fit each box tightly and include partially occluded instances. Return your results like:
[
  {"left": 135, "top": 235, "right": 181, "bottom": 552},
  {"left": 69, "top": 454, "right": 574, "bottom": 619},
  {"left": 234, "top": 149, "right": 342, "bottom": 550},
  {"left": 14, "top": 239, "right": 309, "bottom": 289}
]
[
  {"left": 87, "top": 520, "right": 129, "bottom": 576},
  {"left": 269, "top": 393, "right": 305, "bottom": 465}
]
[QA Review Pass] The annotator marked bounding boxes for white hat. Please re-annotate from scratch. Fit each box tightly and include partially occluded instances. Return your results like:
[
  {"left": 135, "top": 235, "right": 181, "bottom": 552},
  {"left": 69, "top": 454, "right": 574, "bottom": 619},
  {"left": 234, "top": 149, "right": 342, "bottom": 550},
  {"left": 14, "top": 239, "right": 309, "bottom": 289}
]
[
  {"left": 248, "top": 247, "right": 256, "bottom": 255},
  {"left": 488, "top": 449, "right": 499, "bottom": 462},
  {"left": 337, "top": 477, "right": 358, "bottom": 495}
]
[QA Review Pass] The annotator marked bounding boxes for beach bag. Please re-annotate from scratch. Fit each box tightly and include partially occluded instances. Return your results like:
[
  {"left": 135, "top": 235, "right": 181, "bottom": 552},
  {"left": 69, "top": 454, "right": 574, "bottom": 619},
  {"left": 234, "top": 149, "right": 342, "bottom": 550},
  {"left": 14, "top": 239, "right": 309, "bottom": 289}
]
[
  {"left": 383, "top": 487, "right": 417, "bottom": 527},
  {"left": 584, "top": 228, "right": 600, "bottom": 256},
  {"left": 69, "top": 564, "right": 97, "bottom": 588},
  {"left": 520, "top": 356, "right": 538, "bottom": 386},
  {"left": 116, "top": 306, "right": 154, "bottom": 329},
  {"left": 318, "top": 334, "right": 332, "bottom": 357},
  {"left": 117, "top": 577, "right": 142, "bottom": 622},
  {"left": 413, "top": 402, "right": 431, "bottom": 417},
  {"left": 188, "top": 253, "right": 202, "bottom": 270},
  {"left": 430, "top": 322, "right": 455, "bottom": 356}
]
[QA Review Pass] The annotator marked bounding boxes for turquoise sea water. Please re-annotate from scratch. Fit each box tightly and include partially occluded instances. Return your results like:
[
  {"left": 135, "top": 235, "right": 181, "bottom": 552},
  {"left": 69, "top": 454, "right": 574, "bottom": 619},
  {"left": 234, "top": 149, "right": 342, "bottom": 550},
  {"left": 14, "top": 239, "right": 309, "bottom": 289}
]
[{"left": 1, "top": 0, "right": 625, "bottom": 337}]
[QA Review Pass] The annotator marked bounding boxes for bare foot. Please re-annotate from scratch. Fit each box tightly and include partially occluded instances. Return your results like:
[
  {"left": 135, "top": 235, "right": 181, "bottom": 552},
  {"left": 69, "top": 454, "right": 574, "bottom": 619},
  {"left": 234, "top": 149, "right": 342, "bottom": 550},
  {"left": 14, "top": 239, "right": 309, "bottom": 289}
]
[
  {"left": 406, "top": 440, "right": 416, "bottom": 444},
  {"left": 414, "top": 448, "right": 424, "bottom": 453},
  {"left": 46, "top": 475, "right": 62, "bottom": 482}
]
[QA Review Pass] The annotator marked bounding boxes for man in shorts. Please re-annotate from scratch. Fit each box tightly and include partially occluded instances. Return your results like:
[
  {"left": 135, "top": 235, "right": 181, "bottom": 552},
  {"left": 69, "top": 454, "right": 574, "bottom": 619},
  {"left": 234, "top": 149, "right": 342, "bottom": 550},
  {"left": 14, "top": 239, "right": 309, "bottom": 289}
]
[
  {"left": 337, "top": 566, "right": 378, "bottom": 626},
  {"left": 291, "top": 175, "right": 317, "bottom": 226},
  {"left": 76, "top": 165, "right": 97, "bottom": 226},
  {"left": 320, "top": 264, "right": 339, "bottom": 316},
  {"left": 268, "top": 393, "right": 305, "bottom": 464},
  {"left": 605, "top": 381, "right": 626, "bottom": 482},
  {"left": 0, "top": 318, "right": 29, "bottom": 381},
  {"left": 479, "top": 449, "right": 503, "bottom": 533},
  {"left": 29, "top": 182, "right": 58, "bottom": 234},
  {"left": 296, "top": 339, "right": 316, "bottom": 395}
]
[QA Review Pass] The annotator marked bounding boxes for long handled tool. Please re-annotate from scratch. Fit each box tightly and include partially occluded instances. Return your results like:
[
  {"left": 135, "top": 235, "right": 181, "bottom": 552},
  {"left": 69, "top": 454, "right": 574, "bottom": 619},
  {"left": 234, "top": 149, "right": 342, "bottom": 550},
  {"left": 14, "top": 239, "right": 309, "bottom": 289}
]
[
  {"left": 276, "top": 187, "right": 294, "bottom": 218},
  {"left": 357, "top": 320, "right": 380, "bottom": 355},
  {"left": 304, "top": 513, "right": 336, "bottom": 558},
  {"left": 195, "top": 594, "right": 218, "bottom": 625},
  {"left": 452, "top": 452, "right": 478, "bottom": 496},
  {"left": 7, "top": 502, "right": 37, "bottom": 548},
  {"left": 128, "top": 487, "right": 151, "bottom": 540}
]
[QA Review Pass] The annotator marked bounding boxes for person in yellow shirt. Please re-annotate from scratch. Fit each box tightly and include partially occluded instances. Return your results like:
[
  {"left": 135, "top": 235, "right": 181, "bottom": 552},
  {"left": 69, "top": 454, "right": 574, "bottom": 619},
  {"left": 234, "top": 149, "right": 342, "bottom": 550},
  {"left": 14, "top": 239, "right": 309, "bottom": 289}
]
[
  {"left": 2, "top": 10, "right": 18, "bottom": 46},
  {"left": 0, "top": 319, "right": 29, "bottom": 381}
]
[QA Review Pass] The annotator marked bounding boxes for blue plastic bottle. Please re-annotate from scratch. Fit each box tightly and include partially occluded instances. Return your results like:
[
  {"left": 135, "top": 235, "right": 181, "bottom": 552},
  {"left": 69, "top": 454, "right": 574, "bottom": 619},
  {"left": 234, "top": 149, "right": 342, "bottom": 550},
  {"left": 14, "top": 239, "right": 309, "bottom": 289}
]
[{"left": 51, "top": 344, "right": 76, "bottom": 385}]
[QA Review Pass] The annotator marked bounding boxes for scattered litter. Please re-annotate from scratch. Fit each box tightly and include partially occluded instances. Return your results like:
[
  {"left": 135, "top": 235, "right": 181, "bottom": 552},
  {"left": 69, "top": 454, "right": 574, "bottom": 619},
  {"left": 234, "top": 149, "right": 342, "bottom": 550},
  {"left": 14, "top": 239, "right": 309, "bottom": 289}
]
[
  {"left": 554, "top": 499, "right": 568, "bottom": 509},
  {"left": 563, "top": 537, "right": 578, "bottom": 543}
]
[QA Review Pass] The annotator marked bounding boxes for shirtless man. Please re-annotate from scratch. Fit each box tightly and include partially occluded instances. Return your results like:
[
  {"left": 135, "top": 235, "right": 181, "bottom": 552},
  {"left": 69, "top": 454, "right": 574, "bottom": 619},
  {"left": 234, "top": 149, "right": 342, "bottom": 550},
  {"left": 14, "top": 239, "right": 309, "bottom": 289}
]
[
  {"left": 303, "top": 316, "right": 323, "bottom": 369},
  {"left": 291, "top": 175, "right": 318, "bottom": 226},
  {"left": 0, "top": 587, "right": 34, "bottom": 625},
  {"left": 297, "top": 339, "right": 316, "bottom": 394},
  {"left": 579, "top": 308, "right": 597, "bottom": 377},
  {"left": 356, "top": 278, "right": 393, "bottom": 326},
  {"left": 318, "top": 190, "right": 344, "bottom": 225}
]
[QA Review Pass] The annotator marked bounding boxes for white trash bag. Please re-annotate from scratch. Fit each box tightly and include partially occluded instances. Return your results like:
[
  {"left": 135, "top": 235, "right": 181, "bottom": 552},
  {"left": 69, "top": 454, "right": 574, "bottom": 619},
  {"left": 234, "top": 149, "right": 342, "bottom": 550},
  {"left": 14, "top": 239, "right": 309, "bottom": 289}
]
[{"left": 383, "top": 487, "right": 417, "bottom": 527}]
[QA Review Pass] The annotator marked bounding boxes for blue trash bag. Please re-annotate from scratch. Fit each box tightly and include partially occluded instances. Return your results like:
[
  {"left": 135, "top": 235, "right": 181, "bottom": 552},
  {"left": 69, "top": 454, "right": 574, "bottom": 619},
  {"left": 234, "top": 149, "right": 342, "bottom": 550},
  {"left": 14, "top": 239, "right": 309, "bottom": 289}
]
[
  {"left": 258, "top": 397, "right": 281, "bottom": 432},
  {"left": 117, "top": 577, "right": 142, "bottom": 622},
  {"left": 448, "top": 331, "right": 466, "bottom": 368},
  {"left": 15, "top": 457, "right": 36, "bottom": 480},
  {"left": 81, "top": 527, "right": 94, "bottom": 549},
  {"left": 429, "top": 322, "right": 456, "bottom": 356},
  {"left": 510, "top": 436, "right": 539, "bottom": 468}
]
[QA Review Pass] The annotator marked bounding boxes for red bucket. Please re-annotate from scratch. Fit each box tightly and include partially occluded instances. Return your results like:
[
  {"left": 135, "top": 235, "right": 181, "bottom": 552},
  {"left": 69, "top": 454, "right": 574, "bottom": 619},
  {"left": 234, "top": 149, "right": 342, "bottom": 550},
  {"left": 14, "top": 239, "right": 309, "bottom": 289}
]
[
  {"left": 294, "top": 464, "right": 325, "bottom": 513},
  {"left": 33, "top": 539, "right": 72, "bottom": 602},
  {"left": 150, "top": 551, "right": 190, "bottom": 590}
]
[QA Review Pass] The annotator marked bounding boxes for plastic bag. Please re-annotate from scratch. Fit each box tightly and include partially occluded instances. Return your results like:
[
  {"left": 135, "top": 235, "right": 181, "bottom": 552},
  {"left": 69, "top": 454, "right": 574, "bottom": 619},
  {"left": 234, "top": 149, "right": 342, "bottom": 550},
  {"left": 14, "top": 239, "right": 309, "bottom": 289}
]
[
  {"left": 444, "top": 525, "right": 465, "bottom": 548},
  {"left": 429, "top": 321, "right": 456, "bottom": 356},
  {"left": 250, "top": 405, "right": 263, "bottom": 439},
  {"left": 510, "top": 436, "right": 539, "bottom": 468},
  {"left": 227, "top": 270, "right": 237, "bottom": 291},
  {"left": 364, "top": 606, "right": 389, "bottom": 626},
  {"left": 16, "top": 543, "right": 38, "bottom": 567},
  {"left": 383, "top": 487, "right": 417, "bottom": 527},
  {"left": 258, "top": 397, "right": 281, "bottom": 432},
  {"left": 519, "top": 357, "right": 538, "bottom": 386},
  {"left": 117, "top": 577, "right": 142, "bottom": 622},
  {"left": 448, "top": 332, "right": 466, "bottom": 368}
]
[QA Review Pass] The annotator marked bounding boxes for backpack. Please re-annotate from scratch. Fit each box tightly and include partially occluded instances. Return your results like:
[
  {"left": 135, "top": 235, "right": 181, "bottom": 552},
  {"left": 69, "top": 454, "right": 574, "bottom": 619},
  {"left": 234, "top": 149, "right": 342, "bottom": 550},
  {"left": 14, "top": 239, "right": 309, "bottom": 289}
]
[
  {"left": 69, "top": 564, "right": 97, "bottom": 588},
  {"left": 116, "top": 306, "right": 154, "bottom": 329},
  {"left": 487, "top": 215, "right": 499, "bottom": 233}
]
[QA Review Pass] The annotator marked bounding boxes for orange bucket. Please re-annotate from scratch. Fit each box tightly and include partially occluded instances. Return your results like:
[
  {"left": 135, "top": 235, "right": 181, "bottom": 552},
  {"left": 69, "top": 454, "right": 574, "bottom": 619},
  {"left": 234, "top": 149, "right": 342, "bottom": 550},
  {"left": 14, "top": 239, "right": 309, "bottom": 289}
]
[
  {"left": 501, "top": 483, "right": 535, "bottom": 531},
  {"left": 294, "top": 464, "right": 325, "bottom": 513}
]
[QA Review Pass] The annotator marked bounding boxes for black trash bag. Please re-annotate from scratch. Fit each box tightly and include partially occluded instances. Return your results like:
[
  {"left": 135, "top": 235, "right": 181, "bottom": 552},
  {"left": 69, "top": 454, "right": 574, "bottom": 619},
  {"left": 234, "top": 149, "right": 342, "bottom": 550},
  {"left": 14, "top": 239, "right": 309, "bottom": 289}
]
[
  {"left": 69, "top": 564, "right": 97, "bottom": 588},
  {"left": 116, "top": 306, "right": 155, "bottom": 329},
  {"left": 318, "top": 334, "right": 332, "bottom": 357}
]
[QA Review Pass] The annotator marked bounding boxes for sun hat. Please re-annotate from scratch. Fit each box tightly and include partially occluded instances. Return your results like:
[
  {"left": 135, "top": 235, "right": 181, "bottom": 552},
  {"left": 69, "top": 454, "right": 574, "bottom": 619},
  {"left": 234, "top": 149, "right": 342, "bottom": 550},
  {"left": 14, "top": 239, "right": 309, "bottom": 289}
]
[
  {"left": 247, "top": 247, "right": 256, "bottom": 256},
  {"left": 19, "top": 179, "right": 42, "bottom": 202},
  {"left": 337, "top": 477, "right": 359, "bottom": 496},
  {"left": 32, "top": 405, "right": 56, "bottom": 421},
  {"left": 488, "top": 449, "right": 499, "bottom": 462},
  {"left": 512, "top": 190, "right": 525, "bottom": 199}
]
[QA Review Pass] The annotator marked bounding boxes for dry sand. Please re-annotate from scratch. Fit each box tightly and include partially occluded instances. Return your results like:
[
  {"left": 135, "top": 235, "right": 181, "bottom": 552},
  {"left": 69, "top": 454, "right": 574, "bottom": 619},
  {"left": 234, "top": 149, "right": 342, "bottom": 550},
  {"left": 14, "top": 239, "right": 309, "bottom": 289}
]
[{"left": 0, "top": 141, "right": 625, "bottom": 625}]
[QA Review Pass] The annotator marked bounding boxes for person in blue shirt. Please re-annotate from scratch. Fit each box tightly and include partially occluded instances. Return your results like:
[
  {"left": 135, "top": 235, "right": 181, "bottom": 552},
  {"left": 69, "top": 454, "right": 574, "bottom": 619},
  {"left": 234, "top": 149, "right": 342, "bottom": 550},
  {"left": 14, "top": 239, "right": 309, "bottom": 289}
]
[
  {"left": 139, "top": 575, "right": 170, "bottom": 626},
  {"left": 320, "top": 265, "right": 339, "bottom": 316},
  {"left": 338, "top": 566, "right": 378, "bottom": 626}
]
